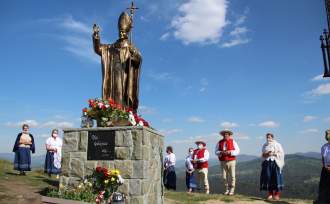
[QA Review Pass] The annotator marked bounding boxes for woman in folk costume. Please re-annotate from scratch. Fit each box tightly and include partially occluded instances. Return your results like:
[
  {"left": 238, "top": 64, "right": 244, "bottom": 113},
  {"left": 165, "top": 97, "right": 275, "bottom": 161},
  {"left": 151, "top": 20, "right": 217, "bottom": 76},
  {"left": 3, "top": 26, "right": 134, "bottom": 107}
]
[
  {"left": 12, "top": 124, "right": 35, "bottom": 175},
  {"left": 260, "top": 133, "right": 285, "bottom": 201},
  {"left": 317, "top": 129, "right": 330, "bottom": 203},
  {"left": 163, "top": 146, "right": 176, "bottom": 190},
  {"left": 215, "top": 130, "right": 240, "bottom": 196},
  {"left": 185, "top": 147, "right": 197, "bottom": 192},
  {"left": 192, "top": 141, "right": 210, "bottom": 194},
  {"left": 44, "top": 129, "right": 62, "bottom": 178}
]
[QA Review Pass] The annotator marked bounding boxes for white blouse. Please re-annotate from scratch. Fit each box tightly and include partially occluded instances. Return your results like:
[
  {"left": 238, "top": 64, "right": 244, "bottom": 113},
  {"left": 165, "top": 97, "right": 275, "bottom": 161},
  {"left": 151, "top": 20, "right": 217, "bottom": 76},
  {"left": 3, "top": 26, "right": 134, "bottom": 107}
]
[
  {"left": 164, "top": 153, "right": 176, "bottom": 169},
  {"left": 185, "top": 155, "right": 194, "bottom": 172},
  {"left": 46, "top": 137, "right": 62, "bottom": 151},
  {"left": 321, "top": 143, "right": 330, "bottom": 167}
]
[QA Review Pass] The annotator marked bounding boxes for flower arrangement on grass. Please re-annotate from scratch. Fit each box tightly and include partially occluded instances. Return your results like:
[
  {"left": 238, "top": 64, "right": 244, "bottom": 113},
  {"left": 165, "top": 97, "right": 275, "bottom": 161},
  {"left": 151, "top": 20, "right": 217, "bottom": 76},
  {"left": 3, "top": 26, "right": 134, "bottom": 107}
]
[
  {"left": 82, "top": 98, "right": 150, "bottom": 128},
  {"left": 48, "top": 166, "right": 124, "bottom": 204}
]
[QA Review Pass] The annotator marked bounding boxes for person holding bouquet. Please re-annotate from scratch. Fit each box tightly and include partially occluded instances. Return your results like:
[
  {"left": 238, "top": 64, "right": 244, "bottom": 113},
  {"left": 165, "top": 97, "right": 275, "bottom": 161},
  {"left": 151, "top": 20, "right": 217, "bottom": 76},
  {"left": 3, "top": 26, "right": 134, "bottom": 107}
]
[{"left": 12, "top": 124, "right": 35, "bottom": 175}]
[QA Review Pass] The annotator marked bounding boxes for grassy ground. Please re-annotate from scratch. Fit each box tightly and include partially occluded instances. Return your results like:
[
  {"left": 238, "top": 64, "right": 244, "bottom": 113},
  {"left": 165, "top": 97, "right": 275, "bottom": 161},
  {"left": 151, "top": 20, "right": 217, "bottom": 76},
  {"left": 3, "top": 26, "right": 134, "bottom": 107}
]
[
  {"left": 164, "top": 191, "right": 313, "bottom": 204},
  {"left": 0, "top": 160, "right": 314, "bottom": 204},
  {"left": 0, "top": 159, "right": 58, "bottom": 204}
]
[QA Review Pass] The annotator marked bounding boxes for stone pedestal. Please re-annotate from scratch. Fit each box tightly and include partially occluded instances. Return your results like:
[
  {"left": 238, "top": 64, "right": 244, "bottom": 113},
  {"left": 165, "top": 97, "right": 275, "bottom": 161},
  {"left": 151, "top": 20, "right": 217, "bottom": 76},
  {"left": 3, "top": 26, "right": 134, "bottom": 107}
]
[{"left": 60, "top": 126, "right": 164, "bottom": 204}]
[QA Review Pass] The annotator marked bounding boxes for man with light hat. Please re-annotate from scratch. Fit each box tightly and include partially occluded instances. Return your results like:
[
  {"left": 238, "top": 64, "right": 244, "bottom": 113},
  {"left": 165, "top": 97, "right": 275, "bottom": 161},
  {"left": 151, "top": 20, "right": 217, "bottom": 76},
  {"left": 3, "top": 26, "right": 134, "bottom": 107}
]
[
  {"left": 215, "top": 129, "right": 240, "bottom": 195},
  {"left": 192, "top": 140, "right": 210, "bottom": 194}
]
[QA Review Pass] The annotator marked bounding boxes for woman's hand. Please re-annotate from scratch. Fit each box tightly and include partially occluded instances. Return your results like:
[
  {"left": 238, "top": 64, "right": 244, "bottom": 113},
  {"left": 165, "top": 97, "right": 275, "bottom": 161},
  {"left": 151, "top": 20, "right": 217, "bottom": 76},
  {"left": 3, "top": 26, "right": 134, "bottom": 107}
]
[
  {"left": 262, "top": 152, "right": 269, "bottom": 158},
  {"left": 326, "top": 166, "right": 330, "bottom": 172}
]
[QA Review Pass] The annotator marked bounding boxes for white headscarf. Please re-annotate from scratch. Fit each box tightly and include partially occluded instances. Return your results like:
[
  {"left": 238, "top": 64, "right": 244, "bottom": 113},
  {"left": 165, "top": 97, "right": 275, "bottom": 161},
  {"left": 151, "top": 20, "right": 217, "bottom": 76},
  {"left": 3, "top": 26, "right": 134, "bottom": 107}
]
[{"left": 262, "top": 139, "right": 285, "bottom": 171}]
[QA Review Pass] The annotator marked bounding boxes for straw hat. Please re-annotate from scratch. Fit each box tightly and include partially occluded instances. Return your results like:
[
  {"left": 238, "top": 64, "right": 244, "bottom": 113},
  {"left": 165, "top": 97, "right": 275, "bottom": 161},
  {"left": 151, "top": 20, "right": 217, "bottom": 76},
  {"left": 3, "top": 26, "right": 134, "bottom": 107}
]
[
  {"left": 220, "top": 129, "right": 233, "bottom": 136},
  {"left": 195, "top": 140, "right": 206, "bottom": 146}
]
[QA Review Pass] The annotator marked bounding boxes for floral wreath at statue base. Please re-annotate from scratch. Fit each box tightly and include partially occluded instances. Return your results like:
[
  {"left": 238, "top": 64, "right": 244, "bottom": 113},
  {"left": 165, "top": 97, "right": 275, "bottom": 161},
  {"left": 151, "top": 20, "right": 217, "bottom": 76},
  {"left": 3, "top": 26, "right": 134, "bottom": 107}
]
[{"left": 82, "top": 98, "right": 150, "bottom": 128}]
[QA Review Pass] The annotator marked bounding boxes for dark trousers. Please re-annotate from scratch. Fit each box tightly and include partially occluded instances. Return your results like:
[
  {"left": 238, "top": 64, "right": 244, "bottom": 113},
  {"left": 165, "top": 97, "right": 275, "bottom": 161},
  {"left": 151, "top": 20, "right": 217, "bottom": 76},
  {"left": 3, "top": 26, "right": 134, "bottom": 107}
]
[
  {"left": 318, "top": 167, "right": 330, "bottom": 203},
  {"left": 164, "top": 166, "right": 176, "bottom": 190}
]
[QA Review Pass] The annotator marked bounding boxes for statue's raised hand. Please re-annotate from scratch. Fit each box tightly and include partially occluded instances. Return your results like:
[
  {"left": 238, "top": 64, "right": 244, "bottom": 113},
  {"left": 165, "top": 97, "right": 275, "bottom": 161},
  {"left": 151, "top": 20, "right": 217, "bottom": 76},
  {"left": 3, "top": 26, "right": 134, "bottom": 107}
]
[{"left": 93, "top": 24, "right": 100, "bottom": 36}]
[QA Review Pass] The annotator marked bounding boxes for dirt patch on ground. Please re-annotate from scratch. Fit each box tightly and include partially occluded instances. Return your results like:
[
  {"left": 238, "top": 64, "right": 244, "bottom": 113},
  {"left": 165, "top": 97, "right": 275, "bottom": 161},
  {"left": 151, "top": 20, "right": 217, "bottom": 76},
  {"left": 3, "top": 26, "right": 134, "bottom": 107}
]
[{"left": 0, "top": 174, "right": 42, "bottom": 204}]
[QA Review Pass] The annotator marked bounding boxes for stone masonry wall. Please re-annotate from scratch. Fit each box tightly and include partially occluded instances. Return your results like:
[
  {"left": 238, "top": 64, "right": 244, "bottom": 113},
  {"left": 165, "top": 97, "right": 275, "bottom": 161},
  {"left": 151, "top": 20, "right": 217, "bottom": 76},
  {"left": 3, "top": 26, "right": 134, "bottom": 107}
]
[{"left": 60, "top": 127, "right": 164, "bottom": 204}]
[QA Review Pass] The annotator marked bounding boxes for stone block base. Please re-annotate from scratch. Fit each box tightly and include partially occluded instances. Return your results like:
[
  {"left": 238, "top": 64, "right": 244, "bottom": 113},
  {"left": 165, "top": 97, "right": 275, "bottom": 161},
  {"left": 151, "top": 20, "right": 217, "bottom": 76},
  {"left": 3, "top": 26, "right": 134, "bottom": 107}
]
[{"left": 60, "top": 126, "right": 164, "bottom": 204}]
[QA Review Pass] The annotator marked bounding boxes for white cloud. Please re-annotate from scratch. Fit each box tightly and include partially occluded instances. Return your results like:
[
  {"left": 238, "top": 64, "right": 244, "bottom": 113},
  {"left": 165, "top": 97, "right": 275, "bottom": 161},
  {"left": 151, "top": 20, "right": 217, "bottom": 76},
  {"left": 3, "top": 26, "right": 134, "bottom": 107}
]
[
  {"left": 41, "top": 121, "right": 74, "bottom": 129},
  {"left": 37, "top": 134, "right": 51, "bottom": 139},
  {"left": 160, "top": 32, "right": 170, "bottom": 41},
  {"left": 220, "top": 121, "right": 239, "bottom": 129},
  {"left": 230, "top": 27, "right": 248, "bottom": 36},
  {"left": 300, "top": 129, "right": 319, "bottom": 134},
  {"left": 257, "top": 136, "right": 264, "bottom": 140},
  {"left": 172, "top": 132, "right": 219, "bottom": 144},
  {"left": 221, "top": 27, "right": 250, "bottom": 48},
  {"left": 303, "top": 115, "right": 318, "bottom": 122},
  {"left": 139, "top": 105, "right": 157, "bottom": 115},
  {"left": 235, "top": 132, "right": 250, "bottom": 140},
  {"left": 161, "top": 118, "right": 174, "bottom": 123},
  {"left": 61, "top": 34, "right": 98, "bottom": 63},
  {"left": 5, "top": 120, "right": 39, "bottom": 128},
  {"left": 187, "top": 116, "right": 205, "bottom": 123},
  {"left": 146, "top": 71, "right": 182, "bottom": 85},
  {"left": 5, "top": 120, "right": 74, "bottom": 129},
  {"left": 59, "top": 16, "right": 90, "bottom": 34},
  {"left": 310, "top": 83, "right": 330, "bottom": 96},
  {"left": 39, "top": 16, "right": 98, "bottom": 63},
  {"left": 258, "top": 121, "right": 279, "bottom": 128},
  {"left": 221, "top": 15, "right": 250, "bottom": 48},
  {"left": 324, "top": 117, "right": 330, "bottom": 123},
  {"left": 311, "top": 74, "right": 328, "bottom": 82},
  {"left": 159, "top": 128, "right": 183, "bottom": 136},
  {"left": 234, "top": 15, "right": 247, "bottom": 26},
  {"left": 147, "top": 72, "right": 173, "bottom": 81},
  {"left": 199, "top": 78, "right": 209, "bottom": 92},
  {"left": 170, "top": 0, "right": 228, "bottom": 44},
  {"left": 221, "top": 38, "right": 250, "bottom": 48}
]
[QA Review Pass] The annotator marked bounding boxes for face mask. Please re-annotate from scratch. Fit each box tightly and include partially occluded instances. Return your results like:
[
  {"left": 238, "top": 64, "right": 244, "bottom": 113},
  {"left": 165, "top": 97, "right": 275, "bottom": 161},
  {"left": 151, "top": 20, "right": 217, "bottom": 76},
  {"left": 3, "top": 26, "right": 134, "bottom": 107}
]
[
  {"left": 189, "top": 151, "right": 193, "bottom": 155},
  {"left": 198, "top": 144, "right": 203, "bottom": 149}
]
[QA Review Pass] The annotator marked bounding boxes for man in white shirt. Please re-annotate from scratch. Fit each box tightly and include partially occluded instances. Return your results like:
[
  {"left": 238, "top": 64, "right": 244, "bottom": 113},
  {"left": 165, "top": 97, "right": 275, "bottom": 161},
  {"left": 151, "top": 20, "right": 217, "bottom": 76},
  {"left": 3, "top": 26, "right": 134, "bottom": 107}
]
[
  {"left": 215, "top": 130, "right": 240, "bottom": 195},
  {"left": 192, "top": 140, "right": 210, "bottom": 194}
]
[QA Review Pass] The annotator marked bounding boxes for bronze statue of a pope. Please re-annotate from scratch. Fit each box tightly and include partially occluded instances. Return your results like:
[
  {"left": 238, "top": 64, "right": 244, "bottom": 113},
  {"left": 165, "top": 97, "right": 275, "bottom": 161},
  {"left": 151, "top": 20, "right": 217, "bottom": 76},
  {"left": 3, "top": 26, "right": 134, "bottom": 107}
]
[{"left": 93, "top": 12, "right": 142, "bottom": 112}]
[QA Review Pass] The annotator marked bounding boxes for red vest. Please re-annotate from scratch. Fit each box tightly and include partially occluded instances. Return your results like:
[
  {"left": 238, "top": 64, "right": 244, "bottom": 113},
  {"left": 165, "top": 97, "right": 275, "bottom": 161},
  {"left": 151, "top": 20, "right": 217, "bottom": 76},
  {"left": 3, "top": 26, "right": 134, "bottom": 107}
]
[
  {"left": 193, "top": 148, "right": 209, "bottom": 169},
  {"left": 218, "top": 139, "right": 236, "bottom": 161}
]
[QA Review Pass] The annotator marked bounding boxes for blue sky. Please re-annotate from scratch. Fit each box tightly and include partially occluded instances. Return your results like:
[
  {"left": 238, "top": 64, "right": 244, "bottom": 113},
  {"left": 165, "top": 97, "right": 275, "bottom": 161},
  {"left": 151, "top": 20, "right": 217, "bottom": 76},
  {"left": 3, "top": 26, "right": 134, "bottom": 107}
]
[{"left": 1, "top": 0, "right": 330, "bottom": 159}]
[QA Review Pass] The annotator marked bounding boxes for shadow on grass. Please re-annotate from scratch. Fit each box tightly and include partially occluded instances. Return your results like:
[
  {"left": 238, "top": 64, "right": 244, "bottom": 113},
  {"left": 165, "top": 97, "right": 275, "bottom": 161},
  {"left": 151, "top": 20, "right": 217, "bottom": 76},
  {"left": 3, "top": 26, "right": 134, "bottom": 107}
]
[
  {"left": 42, "top": 178, "right": 59, "bottom": 187},
  {"left": 38, "top": 186, "right": 56, "bottom": 196},
  {"left": 249, "top": 197, "right": 291, "bottom": 204}
]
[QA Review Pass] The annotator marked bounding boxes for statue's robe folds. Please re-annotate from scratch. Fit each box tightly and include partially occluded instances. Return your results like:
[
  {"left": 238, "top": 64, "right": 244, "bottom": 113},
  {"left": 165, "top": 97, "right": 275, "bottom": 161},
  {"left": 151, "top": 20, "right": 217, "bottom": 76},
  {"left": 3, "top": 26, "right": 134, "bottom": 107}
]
[{"left": 93, "top": 36, "right": 142, "bottom": 112}]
